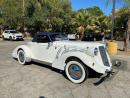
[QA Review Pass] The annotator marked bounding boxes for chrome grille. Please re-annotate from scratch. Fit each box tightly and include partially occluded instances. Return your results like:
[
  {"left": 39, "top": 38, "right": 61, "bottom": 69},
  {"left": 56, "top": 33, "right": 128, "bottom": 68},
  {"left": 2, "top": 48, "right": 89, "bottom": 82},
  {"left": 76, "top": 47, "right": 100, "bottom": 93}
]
[{"left": 99, "top": 46, "right": 110, "bottom": 67}]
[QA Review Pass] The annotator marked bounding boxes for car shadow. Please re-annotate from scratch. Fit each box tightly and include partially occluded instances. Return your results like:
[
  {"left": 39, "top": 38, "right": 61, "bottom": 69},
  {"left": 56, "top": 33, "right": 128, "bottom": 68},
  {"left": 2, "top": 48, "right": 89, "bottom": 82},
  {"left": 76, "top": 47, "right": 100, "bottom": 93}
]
[
  {"left": 88, "top": 68, "right": 102, "bottom": 78},
  {"left": 13, "top": 58, "right": 103, "bottom": 82},
  {"left": 39, "top": 96, "right": 45, "bottom": 98},
  {"left": 30, "top": 61, "right": 102, "bottom": 79},
  {"left": 31, "top": 61, "right": 62, "bottom": 74},
  {"left": 23, "top": 59, "right": 129, "bottom": 86}
]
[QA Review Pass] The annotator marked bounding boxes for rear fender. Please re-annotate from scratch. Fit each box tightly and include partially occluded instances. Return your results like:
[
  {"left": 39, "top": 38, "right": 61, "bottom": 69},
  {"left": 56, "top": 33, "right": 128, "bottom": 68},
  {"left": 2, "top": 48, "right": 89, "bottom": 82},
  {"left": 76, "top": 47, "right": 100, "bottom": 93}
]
[{"left": 12, "top": 45, "right": 32, "bottom": 62}]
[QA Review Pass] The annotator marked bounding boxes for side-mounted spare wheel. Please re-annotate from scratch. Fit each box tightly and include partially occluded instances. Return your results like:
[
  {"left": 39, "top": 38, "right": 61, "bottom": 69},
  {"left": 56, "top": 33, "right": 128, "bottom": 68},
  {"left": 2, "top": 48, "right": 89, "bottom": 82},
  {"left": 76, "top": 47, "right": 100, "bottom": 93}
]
[
  {"left": 18, "top": 50, "right": 27, "bottom": 65},
  {"left": 65, "top": 58, "right": 89, "bottom": 84}
]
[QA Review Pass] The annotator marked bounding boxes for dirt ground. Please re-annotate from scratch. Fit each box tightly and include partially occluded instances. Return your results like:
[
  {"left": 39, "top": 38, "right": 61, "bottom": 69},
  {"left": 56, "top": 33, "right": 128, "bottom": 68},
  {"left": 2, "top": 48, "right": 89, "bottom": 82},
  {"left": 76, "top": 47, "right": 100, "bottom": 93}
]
[{"left": 0, "top": 39, "right": 130, "bottom": 98}]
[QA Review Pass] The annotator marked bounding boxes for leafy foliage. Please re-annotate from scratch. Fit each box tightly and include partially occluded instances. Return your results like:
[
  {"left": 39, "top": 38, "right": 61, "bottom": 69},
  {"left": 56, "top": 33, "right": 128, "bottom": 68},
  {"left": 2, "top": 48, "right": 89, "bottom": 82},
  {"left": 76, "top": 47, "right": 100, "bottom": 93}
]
[
  {"left": 0, "top": 0, "right": 129, "bottom": 38},
  {"left": 75, "top": 7, "right": 110, "bottom": 34},
  {"left": 114, "top": 8, "right": 130, "bottom": 39}
]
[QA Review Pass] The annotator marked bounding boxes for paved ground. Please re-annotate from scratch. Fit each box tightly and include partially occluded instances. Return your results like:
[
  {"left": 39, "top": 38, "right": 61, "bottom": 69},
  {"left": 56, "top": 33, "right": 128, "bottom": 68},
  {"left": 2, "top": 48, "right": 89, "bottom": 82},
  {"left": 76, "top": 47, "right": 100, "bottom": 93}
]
[{"left": 0, "top": 39, "right": 130, "bottom": 98}]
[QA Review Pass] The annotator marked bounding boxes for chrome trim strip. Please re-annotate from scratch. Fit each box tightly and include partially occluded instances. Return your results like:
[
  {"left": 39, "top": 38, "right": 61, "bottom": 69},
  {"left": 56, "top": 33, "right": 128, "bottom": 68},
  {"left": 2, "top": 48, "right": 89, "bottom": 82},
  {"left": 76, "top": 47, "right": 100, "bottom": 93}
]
[{"left": 32, "top": 59, "right": 52, "bottom": 66}]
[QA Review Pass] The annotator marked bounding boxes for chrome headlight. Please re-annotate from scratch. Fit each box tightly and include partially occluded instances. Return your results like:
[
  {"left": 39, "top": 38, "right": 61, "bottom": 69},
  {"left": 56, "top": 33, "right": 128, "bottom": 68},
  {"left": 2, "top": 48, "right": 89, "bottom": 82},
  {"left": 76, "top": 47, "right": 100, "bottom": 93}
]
[{"left": 94, "top": 48, "right": 98, "bottom": 56}]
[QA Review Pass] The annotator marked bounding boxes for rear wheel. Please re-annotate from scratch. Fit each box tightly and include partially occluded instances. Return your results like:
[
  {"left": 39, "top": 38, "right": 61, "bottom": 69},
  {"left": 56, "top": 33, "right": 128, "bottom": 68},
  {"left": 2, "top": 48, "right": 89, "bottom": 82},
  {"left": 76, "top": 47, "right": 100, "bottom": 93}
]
[
  {"left": 18, "top": 50, "right": 26, "bottom": 65},
  {"left": 21, "top": 38, "right": 24, "bottom": 41},
  {"left": 65, "top": 59, "right": 88, "bottom": 84},
  {"left": 9, "top": 36, "right": 12, "bottom": 41},
  {"left": 2, "top": 36, "right": 5, "bottom": 40}
]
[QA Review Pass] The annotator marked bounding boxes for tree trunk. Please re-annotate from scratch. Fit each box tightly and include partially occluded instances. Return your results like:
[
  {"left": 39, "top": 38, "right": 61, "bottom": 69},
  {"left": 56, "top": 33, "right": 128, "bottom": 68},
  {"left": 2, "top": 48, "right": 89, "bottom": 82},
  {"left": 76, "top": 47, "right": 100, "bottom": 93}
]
[
  {"left": 111, "top": 0, "right": 116, "bottom": 40},
  {"left": 124, "top": 17, "right": 130, "bottom": 51}
]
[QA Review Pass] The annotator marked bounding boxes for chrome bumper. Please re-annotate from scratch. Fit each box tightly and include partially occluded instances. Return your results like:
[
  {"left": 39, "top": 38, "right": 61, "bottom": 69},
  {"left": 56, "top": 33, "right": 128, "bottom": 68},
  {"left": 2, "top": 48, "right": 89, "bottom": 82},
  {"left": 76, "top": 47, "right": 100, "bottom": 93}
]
[{"left": 94, "top": 69, "right": 114, "bottom": 86}]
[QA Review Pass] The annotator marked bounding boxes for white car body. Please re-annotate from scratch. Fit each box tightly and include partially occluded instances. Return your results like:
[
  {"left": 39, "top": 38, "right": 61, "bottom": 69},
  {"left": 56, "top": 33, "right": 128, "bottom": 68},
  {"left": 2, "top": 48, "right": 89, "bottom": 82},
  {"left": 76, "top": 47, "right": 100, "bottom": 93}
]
[
  {"left": 68, "top": 34, "right": 76, "bottom": 40},
  {"left": 12, "top": 32, "right": 112, "bottom": 83},
  {"left": 2, "top": 30, "right": 23, "bottom": 40}
]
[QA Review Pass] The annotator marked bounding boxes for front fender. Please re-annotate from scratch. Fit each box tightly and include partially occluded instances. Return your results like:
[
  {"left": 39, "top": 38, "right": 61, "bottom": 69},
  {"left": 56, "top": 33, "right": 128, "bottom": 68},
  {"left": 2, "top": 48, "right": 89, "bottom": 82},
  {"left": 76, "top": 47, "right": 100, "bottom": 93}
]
[
  {"left": 12, "top": 45, "right": 32, "bottom": 62},
  {"left": 52, "top": 51, "right": 110, "bottom": 74}
]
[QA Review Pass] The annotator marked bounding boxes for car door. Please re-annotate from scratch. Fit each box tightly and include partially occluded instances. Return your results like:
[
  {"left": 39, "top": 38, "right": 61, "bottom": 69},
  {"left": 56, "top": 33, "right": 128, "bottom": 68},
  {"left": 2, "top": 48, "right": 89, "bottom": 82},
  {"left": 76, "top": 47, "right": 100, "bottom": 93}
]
[
  {"left": 6, "top": 31, "right": 10, "bottom": 39},
  {"left": 30, "top": 34, "right": 60, "bottom": 64},
  {"left": 3, "top": 31, "right": 8, "bottom": 39}
]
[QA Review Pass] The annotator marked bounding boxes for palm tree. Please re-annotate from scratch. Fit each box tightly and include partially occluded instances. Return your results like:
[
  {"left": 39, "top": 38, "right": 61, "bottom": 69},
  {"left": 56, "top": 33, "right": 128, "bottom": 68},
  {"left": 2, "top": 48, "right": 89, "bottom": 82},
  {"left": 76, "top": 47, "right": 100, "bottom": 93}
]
[
  {"left": 106, "top": 0, "right": 130, "bottom": 51},
  {"left": 75, "top": 10, "right": 91, "bottom": 40}
]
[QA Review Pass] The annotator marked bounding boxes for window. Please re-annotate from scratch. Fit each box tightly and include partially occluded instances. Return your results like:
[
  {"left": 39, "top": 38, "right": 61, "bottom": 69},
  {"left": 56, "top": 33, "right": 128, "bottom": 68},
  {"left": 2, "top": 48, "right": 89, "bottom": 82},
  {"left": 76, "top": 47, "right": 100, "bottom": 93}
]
[
  {"left": 4, "top": 31, "right": 8, "bottom": 33},
  {"left": 10, "top": 31, "right": 17, "bottom": 33},
  {"left": 37, "top": 35, "right": 51, "bottom": 43},
  {"left": 50, "top": 33, "right": 68, "bottom": 41}
]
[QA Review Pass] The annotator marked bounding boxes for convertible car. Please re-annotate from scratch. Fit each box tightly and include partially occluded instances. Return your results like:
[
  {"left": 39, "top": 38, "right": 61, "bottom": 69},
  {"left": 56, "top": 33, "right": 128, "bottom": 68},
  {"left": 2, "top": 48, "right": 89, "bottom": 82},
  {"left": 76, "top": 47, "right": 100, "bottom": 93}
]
[{"left": 12, "top": 32, "right": 112, "bottom": 83}]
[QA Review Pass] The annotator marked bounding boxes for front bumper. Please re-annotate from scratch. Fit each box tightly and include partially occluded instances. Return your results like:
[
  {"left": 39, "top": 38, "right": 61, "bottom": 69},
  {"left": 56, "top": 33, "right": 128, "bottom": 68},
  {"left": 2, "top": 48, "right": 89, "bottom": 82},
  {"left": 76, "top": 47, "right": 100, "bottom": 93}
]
[
  {"left": 94, "top": 69, "right": 114, "bottom": 86},
  {"left": 13, "top": 37, "right": 23, "bottom": 40},
  {"left": 103, "top": 69, "right": 113, "bottom": 77},
  {"left": 94, "top": 60, "right": 122, "bottom": 86}
]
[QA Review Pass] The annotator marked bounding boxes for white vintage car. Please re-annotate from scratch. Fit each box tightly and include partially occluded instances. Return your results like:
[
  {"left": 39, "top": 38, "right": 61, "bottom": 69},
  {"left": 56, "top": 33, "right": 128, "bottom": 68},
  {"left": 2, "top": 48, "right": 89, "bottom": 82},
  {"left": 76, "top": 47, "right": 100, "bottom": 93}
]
[{"left": 12, "top": 32, "right": 112, "bottom": 83}]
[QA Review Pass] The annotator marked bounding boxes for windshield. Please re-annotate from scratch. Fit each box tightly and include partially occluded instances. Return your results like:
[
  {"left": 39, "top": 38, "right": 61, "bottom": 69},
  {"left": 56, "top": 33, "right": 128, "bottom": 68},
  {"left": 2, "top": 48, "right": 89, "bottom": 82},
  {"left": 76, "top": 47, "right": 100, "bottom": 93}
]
[
  {"left": 10, "top": 31, "right": 18, "bottom": 33},
  {"left": 51, "top": 33, "right": 68, "bottom": 41}
]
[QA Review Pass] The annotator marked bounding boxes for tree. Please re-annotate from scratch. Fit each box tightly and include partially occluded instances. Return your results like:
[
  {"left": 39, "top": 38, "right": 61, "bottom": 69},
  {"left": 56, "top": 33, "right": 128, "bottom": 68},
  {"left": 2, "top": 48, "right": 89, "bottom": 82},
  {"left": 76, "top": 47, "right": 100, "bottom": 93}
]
[
  {"left": 114, "top": 8, "right": 130, "bottom": 39},
  {"left": 27, "top": 0, "right": 72, "bottom": 33},
  {"left": 86, "top": 6, "right": 104, "bottom": 16},
  {"left": 0, "top": 0, "right": 72, "bottom": 35},
  {"left": 1, "top": 0, "right": 23, "bottom": 29},
  {"left": 0, "top": 0, "right": 112, "bottom": 38},
  {"left": 106, "top": 0, "right": 130, "bottom": 51},
  {"left": 75, "top": 6, "right": 110, "bottom": 34},
  {"left": 76, "top": 9, "right": 90, "bottom": 26}
]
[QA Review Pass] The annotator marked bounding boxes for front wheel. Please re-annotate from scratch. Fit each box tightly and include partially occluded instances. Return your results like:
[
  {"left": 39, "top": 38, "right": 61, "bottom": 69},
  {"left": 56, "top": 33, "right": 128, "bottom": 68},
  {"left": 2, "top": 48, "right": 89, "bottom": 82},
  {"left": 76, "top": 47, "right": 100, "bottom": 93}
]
[
  {"left": 18, "top": 50, "right": 26, "bottom": 65},
  {"left": 65, "top": 60, "right": 88, "bottom": 84}
]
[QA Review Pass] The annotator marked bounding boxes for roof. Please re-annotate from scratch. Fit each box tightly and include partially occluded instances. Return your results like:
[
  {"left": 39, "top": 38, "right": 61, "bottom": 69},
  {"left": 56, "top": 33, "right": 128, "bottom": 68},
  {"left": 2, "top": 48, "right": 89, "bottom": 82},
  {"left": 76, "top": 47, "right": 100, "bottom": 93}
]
[{"left": 32, "top": 32, "right": 66, "bottom": 42}]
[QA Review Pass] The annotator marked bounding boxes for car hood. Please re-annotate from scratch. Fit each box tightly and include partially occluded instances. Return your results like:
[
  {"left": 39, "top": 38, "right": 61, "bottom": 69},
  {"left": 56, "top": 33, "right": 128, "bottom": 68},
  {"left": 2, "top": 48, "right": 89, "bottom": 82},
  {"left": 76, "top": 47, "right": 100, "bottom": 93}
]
[{"left": 54, "top": 40, "right": 105, "bottom": 48}]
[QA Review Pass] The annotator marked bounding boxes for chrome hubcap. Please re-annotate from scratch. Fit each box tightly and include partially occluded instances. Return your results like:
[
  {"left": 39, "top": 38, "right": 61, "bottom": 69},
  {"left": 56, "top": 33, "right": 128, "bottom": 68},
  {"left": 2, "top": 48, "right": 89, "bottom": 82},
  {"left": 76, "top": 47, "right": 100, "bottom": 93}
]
[
  {"left": 68, "top": 64, "right": 82, "bottom": 80},
  {"left": 19, "top": 52, "right": 25, "bottom": 63}
]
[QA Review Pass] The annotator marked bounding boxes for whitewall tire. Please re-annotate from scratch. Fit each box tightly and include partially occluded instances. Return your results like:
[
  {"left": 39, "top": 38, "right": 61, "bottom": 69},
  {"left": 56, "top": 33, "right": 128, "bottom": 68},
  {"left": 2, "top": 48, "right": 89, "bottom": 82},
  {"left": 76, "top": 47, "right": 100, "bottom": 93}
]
[
  {"left": 18, "top": 50, "right": 26, "bottom": 65},
  {"left": 65, "top": 60, "right": 88, "bottom": 84}
]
